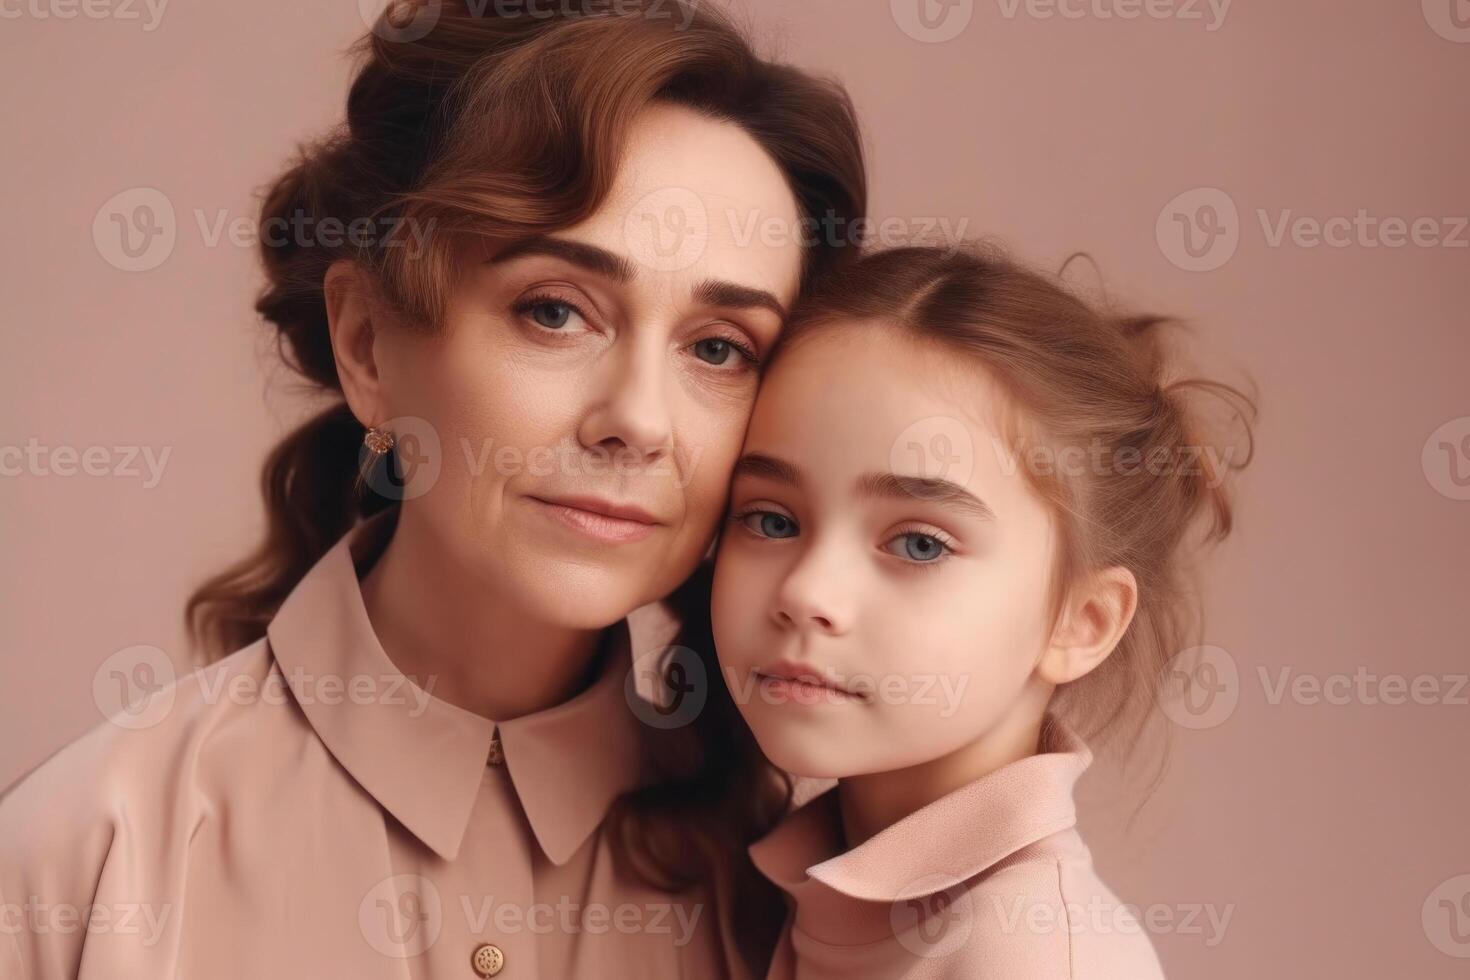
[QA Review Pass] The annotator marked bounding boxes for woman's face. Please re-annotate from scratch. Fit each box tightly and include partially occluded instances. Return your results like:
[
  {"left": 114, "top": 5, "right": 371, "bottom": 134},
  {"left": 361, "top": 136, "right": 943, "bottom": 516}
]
[
  {"left": 711, "top": 325, "right": 1061, "bottom": 779},
  {"left": 378, "top": 102, "right": 803, "bottom": 628}
]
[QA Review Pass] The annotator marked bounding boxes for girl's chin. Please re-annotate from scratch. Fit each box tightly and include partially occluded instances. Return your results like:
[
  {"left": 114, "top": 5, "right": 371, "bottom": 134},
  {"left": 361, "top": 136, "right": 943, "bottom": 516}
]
[{"left": 751, "top": 729, "right": 862, "bottom": 782}]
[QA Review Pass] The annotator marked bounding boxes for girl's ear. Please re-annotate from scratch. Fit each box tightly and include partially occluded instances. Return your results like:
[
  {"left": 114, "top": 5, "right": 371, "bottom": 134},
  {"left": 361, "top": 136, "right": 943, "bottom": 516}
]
[{"left": 1036, "top": 566, "right": 1139, "bottom": 686}]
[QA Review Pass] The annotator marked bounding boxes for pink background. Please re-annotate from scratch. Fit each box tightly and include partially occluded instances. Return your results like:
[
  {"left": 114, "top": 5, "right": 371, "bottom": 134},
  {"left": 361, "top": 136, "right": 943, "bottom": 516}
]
[{"left": 2, "top": 0, "right": 1467, "bottom": 975}]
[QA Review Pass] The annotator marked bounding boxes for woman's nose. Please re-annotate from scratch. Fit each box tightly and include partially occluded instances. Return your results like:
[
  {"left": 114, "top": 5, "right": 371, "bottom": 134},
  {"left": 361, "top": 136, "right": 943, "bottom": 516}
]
[{"left": 576, "top": 341, "right": 674, "bottom": 461}]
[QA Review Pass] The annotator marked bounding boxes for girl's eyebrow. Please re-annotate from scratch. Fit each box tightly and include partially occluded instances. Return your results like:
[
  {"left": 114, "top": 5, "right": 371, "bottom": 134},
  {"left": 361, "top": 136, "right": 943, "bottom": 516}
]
[
  {"left": 855, "top": 472, "right": 996, "bottom": 521},
  {"left": 732, "top": 452, "right": 996, "bottom": 521},
  {"left": 732, "top": 452, "right": 802, "bottom": 486}
]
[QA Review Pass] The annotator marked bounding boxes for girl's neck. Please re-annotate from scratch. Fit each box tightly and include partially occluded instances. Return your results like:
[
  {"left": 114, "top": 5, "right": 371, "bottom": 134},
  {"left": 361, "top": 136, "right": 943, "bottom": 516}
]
[
  {"left": 359, "top": 508, "right": 606, "bottom": 721},
  {"left": 836, "top": 692, "right": 1051, "bottom": 849}
]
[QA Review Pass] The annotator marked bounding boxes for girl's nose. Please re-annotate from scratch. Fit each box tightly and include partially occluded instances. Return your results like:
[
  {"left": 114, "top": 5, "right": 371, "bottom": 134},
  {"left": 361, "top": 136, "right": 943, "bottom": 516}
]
[{"left": 770, "top": 548, "right": 853, "bottom": 636}]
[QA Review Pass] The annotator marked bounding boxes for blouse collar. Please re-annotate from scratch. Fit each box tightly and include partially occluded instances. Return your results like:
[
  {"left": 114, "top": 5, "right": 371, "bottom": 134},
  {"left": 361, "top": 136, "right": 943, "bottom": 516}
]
[
  {"left": 748, "top": 715, "right": 1093, "bottom": 937},
  {"left": 266, "top": 507, "right": 648, "bottom": 865}
]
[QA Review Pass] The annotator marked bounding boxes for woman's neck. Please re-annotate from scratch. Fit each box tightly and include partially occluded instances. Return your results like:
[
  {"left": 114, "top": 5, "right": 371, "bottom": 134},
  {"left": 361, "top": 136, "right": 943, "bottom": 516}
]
[
  {"left": 358, "top": 509, "right": 606, "bottom": 721},
  {"left": 835, "top": 692, "right": 1050, "bottom": 849}
]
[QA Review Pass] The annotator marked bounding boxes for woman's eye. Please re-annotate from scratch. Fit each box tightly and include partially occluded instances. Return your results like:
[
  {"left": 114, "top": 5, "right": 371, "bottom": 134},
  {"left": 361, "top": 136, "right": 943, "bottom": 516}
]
[
  {"left": 739, "top": 510, "right": 799, "bottom": 539},
  {"left": 694, "top": 338, "right": 734, "bottom": 365},
  {"left": 690, "top": 334, "right": 758, "bottom": 369},
  {"left": 528, "top": 300, "right": 575, "bottom": 330},
  {"left": 883, "top": 532, "right": 951, "bottom": 563},
  {"left": 512, "top": 295, "right": 590, "bottom": 333}
]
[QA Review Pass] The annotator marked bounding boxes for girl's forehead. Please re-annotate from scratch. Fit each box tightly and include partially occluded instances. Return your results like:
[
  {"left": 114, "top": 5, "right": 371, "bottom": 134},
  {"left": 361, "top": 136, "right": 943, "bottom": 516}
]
[
  {"left": 745, "top": 328, "right": 1012, "bottom": 475},
  {"left": 758, "top": 326, "right": 1004, "bottom": 427}
]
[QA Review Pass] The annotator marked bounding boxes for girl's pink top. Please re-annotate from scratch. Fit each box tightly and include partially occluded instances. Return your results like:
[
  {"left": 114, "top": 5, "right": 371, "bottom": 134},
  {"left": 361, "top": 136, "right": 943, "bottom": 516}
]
[
  {"left": 0, "top": 508, "right": 753, "bottom": 980},
  {"left": 749, "top": 716, "right": 1168, "bottom": 979}
]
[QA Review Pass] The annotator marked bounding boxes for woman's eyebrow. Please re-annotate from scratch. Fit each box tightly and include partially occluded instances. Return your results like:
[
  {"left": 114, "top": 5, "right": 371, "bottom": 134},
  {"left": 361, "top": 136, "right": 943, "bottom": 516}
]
[
  {"left": 486, "top": 236, "right": 786, "bottom": 321},
  {"left": 692, "top": 280, "right": 788, "bottom": 321},
  {"left": 486, "top": 235, "right": 636, "bottom": 284}
]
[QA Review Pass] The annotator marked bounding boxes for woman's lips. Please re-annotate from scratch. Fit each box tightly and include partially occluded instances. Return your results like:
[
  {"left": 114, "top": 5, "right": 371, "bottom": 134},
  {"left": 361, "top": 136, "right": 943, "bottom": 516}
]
[{"left": 527, "top": 495, "right": 660, "bottom": 544}]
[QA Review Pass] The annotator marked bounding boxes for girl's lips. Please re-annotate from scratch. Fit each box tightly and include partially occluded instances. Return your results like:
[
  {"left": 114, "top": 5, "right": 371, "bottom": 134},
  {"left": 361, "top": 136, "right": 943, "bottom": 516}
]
[
  {"left": 755, "top": 673, "right": 865, "bottom": 705},
  {"left": 753, "top": 661, "right": 867, "bottom": 704},
  {"left": 527, "top": 496, "right": 659, "bottom": 544}
]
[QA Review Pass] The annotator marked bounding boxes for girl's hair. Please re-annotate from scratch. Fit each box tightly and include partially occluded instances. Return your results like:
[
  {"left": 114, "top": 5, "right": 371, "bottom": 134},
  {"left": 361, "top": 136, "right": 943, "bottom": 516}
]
[
  {"left": 185, "top": 0, "right": 866, "bottom": 966},
  {"left": 767, "top": 243, "right": 1256, "bottom": 755}
]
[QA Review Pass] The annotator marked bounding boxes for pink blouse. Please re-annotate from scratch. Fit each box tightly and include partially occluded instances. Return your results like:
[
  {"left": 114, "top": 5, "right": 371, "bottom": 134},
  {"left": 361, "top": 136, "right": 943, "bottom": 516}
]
[
  {"left": 0, "top": 508, "right": 753, "bottom": 979},
  {"left": 749, "top": 717, "right": 1167, "bottom": 979}
]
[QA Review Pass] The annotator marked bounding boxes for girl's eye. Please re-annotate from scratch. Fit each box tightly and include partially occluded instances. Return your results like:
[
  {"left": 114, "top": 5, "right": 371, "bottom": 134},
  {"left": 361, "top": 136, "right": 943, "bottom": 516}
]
[
  {"left": 882, "top": 531, "right": 953, "bottom": 564},
  {"left": 690, "top": 333, "right": 759, "bottom": 370},
  {"left": 735, "top": 509, "right": 799, "bottom": 539}
]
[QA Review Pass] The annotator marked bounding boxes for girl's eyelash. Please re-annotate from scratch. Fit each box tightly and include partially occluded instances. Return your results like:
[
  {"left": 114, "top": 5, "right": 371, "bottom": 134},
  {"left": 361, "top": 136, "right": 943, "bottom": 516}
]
[
  {"left": 725, "top": 510, "right": 956, "bottom": 569},
  {"left": 728, "top": 507, "right": 784, "bottom": 529},
  {"left": 885, "top": 525, "right": 958, "bottom": 568}
]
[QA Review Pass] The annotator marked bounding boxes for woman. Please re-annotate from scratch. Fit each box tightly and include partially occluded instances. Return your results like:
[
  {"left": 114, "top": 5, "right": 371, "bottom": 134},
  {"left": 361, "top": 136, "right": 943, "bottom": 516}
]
[{"left": 0, "top": 2, "right": 866, "bottom": 977}]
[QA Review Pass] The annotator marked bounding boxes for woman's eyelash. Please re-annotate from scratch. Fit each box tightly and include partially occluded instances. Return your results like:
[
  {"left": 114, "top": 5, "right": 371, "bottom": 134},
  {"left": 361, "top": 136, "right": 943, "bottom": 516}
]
[
  {"left": 510, "top": 293, "right": 759, "bottom": 366},
  {"left": 511, "top": 292, "right": 588, "bottom": 325},
  {"left": 702, "top": 332, "right": 761, "bottom": 366}
]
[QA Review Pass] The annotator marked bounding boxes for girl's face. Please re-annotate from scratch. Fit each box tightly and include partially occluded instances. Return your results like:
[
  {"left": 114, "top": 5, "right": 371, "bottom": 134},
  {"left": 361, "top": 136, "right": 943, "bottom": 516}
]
[
  {"left": 711, "top": 324, "right": 1061, "bottom": 779},
  {"left": 375, "top": 102, "right": 803, "bottom": 628}
]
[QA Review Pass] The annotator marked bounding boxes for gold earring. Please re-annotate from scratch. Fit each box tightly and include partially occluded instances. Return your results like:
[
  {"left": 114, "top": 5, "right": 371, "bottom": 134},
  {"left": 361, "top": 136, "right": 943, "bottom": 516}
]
[{"left": 363, "top": 425, "right": 395, "bottom": 456}]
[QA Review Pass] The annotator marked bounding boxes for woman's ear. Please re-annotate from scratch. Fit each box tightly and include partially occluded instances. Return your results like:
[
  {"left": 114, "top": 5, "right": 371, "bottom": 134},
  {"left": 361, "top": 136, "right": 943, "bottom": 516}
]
[
  {"left": 323, "top": 258, "right": 388, "bottom": 426},
  {"left": 1036, "top": 566, "right": 1139, "bottom": 685}
]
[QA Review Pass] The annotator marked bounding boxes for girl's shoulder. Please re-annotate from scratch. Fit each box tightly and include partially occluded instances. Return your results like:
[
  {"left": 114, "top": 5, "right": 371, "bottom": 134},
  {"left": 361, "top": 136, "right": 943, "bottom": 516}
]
[{"left": 949, "top": 827, "right": 1166, "bottom": 979}]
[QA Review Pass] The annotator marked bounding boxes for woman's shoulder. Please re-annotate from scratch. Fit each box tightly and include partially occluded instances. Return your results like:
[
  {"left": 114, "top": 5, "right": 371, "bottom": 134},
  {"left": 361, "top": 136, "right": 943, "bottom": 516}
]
[{"left": 0, "top": 637, "right": 285, "bottom": 867}]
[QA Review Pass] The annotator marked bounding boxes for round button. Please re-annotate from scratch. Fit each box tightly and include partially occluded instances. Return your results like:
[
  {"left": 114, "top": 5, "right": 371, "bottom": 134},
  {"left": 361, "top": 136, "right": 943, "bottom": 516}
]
[{"left": 470, "top": 942, "right": 504, "bottom": 977}]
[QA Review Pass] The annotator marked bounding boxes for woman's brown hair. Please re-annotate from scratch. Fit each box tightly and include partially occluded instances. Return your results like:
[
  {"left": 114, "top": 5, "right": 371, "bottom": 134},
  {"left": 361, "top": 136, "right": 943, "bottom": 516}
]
[
  {"left": 188, "top": 0, "right": 865, "bottom": 658},
  {"left": 185, "top": 0, "right": 865, "bottom": 965},
  {"left": 766, "top": 243, "right": 1257, "bottom": 756}
]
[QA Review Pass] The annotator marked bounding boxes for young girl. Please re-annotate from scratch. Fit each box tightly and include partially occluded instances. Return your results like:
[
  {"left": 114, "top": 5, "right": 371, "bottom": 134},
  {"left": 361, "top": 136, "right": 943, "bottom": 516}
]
[{"left": 710, "top": 244, "right": 1252, "bottom": 978}]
